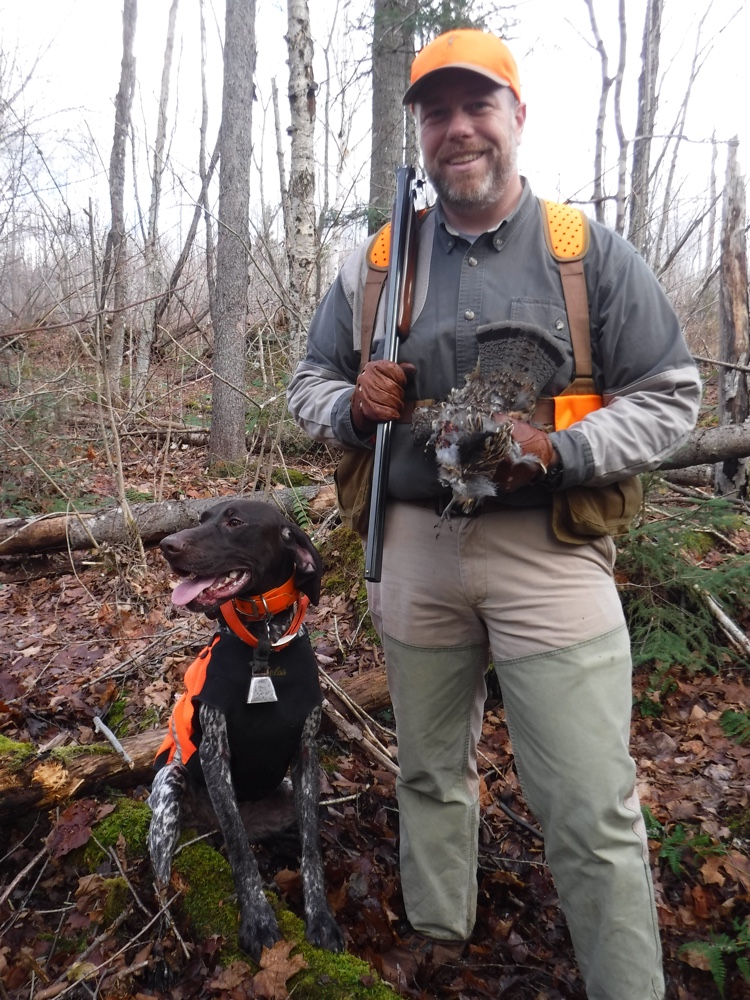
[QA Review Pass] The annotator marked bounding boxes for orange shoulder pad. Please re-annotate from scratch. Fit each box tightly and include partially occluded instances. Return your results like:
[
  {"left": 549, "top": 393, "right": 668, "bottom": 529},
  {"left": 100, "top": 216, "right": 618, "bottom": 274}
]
[{"left": 540, "top": 199, "right": 589, "bottom": 262}]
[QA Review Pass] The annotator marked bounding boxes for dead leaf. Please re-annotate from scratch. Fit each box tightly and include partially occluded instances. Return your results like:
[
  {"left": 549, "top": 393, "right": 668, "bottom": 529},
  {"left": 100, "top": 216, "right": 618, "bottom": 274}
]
[
  {"left": 679, "top": 945, "right": 712, "bottom": 972},
  {"left": 209, "top": 960, "right": 253, "bottom": 990},
  {"left": 700, "top": 854, "right": 726, "bottom": 887},
  {"left": 251, "top": 940, "right": 308, "bottom": 999},
  {"left": 46, "top": 800, "right": 114, "bottom": 859}
]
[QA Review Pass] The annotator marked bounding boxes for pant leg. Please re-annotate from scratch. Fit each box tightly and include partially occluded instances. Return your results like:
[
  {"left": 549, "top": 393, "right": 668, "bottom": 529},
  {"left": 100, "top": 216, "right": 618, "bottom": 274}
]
[
  {"left": 368, "top": 502, "right": 491, "bottom": 941},
  {"left": 495, "top": 627, "right": 664, "bottom": 1000},
  {"left": 383, "top": 633, "right": 487, "bottom": 940}
]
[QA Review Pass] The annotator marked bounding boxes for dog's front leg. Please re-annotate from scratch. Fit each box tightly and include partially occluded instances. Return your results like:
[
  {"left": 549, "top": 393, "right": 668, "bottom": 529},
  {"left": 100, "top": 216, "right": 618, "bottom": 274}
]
[
  {"left": 290, "top": 705, "right": 344, "bottom": 952},
  {"left": 198, "top": 703, "right": 282, "bottom": 960}
]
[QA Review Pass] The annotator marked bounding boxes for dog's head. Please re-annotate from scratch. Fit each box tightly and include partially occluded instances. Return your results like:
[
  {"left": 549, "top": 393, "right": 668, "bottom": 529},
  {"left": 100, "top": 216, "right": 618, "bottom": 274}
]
[{"left": 160, "top": 498, "right": 324, "bottom": 613}]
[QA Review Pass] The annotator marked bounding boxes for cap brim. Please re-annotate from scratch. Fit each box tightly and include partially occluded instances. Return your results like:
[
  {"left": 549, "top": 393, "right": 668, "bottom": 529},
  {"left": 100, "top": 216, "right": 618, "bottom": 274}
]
[{"left": 403, "top": 65, "right": 513, "bottom": 106}]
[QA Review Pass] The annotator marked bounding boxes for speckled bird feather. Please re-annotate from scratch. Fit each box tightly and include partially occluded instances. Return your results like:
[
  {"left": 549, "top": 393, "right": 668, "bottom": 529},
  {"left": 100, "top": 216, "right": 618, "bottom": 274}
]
[{"left": 412, "top": 322, "right": 564, "bottom": 514}]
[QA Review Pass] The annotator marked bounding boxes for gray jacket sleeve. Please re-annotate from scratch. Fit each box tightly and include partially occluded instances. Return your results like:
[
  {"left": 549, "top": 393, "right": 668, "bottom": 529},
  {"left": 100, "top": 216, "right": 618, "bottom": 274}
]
[
  {"left": 549, "top": 234, "right": 702, "bottom": 488},
  {"left": 287, "top": 241, "right": 375, "bottom": 449}
]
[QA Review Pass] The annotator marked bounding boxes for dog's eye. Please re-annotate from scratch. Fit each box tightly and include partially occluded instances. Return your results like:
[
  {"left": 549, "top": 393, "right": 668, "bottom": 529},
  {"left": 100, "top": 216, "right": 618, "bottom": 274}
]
[{"left": 227, "top": 517, "right": 243, "bottom": 527}]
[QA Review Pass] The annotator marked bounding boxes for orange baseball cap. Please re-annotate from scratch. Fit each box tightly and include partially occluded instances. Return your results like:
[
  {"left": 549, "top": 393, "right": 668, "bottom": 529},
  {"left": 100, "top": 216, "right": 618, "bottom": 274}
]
[{"left": 403, "top": 29, "right": 521, "bottom": 106}]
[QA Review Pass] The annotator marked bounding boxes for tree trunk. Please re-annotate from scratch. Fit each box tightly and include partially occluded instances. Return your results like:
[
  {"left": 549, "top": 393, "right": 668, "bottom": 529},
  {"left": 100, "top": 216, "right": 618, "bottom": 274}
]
[
  {"left": 208, "top": 0, "right": 256, "bottom": 469},
  {"left": 715, "top": 139, "right": 750, "bottom": 497},
  {"left": 0, "top": 486, "right": 336, "bottom": 558},
  {"left": 102, "top": 0, "right": 137, "bottom": 382},
  {"left": 627, "top": 0, "right": 662, "bottom": 257},
  {"left": 369, "top": 0, "right": 414, "bottom": 234},
  {"left": 286, "top": 0, "right": 317, "bottom": 359},
  {"left": 133, "top": 0, "right": 180, "bottom": 404}
]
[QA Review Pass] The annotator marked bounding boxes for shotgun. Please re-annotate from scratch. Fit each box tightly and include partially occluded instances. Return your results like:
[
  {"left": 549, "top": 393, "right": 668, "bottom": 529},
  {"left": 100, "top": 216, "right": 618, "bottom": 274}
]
[{"left": 364, "top": 165, "right": 418, "bottom": 583}]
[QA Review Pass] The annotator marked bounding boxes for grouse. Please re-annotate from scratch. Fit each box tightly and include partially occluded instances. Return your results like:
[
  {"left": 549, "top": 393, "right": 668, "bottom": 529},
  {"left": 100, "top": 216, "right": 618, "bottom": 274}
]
[{"left": 412, "top": 321, "right": 565, "bottom": 514}]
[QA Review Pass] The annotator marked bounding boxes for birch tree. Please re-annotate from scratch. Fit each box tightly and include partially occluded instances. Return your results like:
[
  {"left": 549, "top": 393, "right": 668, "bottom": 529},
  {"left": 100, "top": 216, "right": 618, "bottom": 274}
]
[
  {"left": 627, "top": 0, "right": 663, "bottom": 257},
  {"left": 208, "top": 0, "right": 255, "bottom": 468},
  {"left": 286, "top": 0, "right": 317, "bottom": 359},
  {"left": 715, "top": 139, "right": 750, "bottom": 497},
  {"left": 133, "top": 0, "right": 179, "bottom": 404},
  {"left": 102, "top": 0, "right": 137, "bottom": 382}
]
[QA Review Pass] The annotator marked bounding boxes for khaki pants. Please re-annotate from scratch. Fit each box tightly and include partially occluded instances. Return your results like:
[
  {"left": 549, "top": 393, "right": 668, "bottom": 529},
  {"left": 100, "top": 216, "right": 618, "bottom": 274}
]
[{"left": 367, "top": 502, "right": 664, "bottom": 1000}]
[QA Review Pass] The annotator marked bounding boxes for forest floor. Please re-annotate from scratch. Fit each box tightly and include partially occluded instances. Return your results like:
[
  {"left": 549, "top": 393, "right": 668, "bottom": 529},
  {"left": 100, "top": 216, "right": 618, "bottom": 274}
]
[{"left": 1, "top": 352, "right": 749, "bottom": 1000}]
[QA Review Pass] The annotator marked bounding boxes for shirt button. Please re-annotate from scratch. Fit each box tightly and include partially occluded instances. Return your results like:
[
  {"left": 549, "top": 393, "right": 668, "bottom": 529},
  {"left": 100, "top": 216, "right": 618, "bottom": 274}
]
[
  {"left": 555, "top": 318, "right": 565, "bottom": 330},
  {"left": 468, "top": 256, "right": 478, "bottom": 267},
  {"left": 493, "top": 237, "right": 504, "bottom": 249},
  {"left": 465, "top": 310, "right": 475, "bottom": 320}
]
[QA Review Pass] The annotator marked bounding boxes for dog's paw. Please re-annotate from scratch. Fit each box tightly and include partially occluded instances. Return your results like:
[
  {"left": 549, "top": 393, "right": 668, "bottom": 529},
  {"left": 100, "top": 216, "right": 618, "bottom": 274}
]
[
  {"left": 239, "top": 911, "right": 283, "bottom": 962},
  {"left": 305, "top": 911, "right": 345, "bottom": 953}
]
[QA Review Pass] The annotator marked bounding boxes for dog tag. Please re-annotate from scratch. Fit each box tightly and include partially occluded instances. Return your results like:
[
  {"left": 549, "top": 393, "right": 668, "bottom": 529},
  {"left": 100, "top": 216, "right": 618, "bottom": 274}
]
[{"left": 247, "top": 675, "right": 278, "bottom": 704}]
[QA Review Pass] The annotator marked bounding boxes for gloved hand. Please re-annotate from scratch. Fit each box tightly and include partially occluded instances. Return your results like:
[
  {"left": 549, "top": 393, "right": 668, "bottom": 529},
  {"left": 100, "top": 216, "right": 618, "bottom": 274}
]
[
  {"left": 492, "top": 415, "right": 560, "bottom": 493},
  {"left": 351, "top": 360, "right": 416, "bottom": 434}
]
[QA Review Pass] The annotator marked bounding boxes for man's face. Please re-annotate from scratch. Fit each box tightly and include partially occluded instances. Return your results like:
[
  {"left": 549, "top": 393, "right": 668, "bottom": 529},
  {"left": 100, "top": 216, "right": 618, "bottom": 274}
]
[{"left": 416, "top": 70, "right": 526, "bottom": 216}]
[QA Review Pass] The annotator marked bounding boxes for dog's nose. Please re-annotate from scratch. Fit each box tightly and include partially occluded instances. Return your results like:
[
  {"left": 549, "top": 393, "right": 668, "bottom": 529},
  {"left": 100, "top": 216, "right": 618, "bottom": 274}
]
[{"left": 160, "top": 534, "right": 184, "bottom": 558}]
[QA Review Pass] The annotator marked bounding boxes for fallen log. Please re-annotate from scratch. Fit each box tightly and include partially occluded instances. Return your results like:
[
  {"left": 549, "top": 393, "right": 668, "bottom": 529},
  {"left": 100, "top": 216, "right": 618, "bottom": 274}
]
[
  {"left": 0, "top": 485, "right": 336, "bottom": 558},
  {"left": 0, "top": 664, "right": 390, "bottom": 820},
  {"left": 659, "top": 422, "right": 750, "bottom": 471}
]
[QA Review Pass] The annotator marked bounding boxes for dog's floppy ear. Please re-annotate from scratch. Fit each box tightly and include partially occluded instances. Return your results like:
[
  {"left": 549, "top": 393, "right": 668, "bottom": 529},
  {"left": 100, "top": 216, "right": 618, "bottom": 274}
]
[{"left": 280, "top": 522, "right": 324, "bottom": 605}]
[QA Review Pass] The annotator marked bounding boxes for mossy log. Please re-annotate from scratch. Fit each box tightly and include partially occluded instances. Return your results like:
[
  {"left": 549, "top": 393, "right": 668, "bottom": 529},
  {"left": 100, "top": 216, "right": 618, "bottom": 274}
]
[
  {"left": 0, "top": 485, "right": 336, "bottom": 558},
  {"left": 0, "top": 665, "right": 390, "bottom": 821}
]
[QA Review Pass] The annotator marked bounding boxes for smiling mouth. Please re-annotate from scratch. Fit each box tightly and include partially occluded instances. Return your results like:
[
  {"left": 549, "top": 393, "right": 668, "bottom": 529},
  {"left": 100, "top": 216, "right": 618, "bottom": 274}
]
[
  {"left": 445, "top": 150, "right": 485, "bottom": 166},
  {"left": 170, "top": 570, "right": 253, "bottom": 608}
]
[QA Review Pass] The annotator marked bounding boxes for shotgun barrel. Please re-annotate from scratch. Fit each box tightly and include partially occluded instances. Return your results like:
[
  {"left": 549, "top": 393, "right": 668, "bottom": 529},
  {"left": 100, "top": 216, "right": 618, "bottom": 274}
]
[{"left": 364, "top": 165, "right": 418, "bottom": 583}]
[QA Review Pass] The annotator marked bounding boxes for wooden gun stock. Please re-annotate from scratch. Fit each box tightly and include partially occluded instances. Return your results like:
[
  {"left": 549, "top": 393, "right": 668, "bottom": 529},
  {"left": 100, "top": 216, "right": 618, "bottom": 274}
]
[{"left": 364, "top": 166, "right": 418, "bottom": 583}]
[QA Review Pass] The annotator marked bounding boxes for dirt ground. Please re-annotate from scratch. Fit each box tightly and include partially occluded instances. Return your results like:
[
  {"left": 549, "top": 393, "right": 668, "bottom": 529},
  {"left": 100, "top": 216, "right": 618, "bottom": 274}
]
[{"left": 1, "top": 402, "right": 749, "bottom": 998}]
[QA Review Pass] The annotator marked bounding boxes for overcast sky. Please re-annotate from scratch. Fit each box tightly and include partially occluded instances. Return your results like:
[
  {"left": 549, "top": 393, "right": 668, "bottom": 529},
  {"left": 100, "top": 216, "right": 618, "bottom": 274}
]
[{"left": 1, "top": 0, "right": 747, "bottom": 241}]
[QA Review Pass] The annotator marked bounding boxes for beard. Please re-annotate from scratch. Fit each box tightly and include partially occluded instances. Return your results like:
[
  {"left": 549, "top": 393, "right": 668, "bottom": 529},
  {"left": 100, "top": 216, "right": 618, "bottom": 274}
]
[{"left": 426, "top": 138, "right": 518, "bottom": 214}]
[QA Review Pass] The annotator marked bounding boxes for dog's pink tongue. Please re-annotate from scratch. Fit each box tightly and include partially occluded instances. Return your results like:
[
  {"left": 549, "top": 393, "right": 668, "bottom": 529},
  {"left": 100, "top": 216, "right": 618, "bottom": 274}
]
[{"left": 172, "top": 577, "right": 218, "bottom": 606}]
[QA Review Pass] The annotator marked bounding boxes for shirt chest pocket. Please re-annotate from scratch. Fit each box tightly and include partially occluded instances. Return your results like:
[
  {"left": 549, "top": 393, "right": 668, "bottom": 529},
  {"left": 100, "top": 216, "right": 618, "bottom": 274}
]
[{"left": 510, "top": 297, "right": 574, "bottom": 395}]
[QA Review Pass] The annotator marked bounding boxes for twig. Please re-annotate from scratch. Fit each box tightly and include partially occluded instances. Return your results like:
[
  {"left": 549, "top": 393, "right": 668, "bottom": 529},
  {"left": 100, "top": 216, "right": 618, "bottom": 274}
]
[
  {"left": 478, "top": 749, "right": 544, "bottom": 841},
  {"left": 41, "top": 895, "right": 181, "bottom": 999},
  {"left": 695, "top": 586, "right": 750, "bottom": 658},
  {"left": 0, "top": 844, "right": 47, "bottom": 908},
  {"left": 93, "top": 717, "right": 134, "bottom": 768}
]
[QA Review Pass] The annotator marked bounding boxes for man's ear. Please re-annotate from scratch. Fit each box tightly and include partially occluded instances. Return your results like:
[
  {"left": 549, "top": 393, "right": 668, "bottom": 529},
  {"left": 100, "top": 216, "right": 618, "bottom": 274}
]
[{"left": 280, "top": 522, "right": 324, "bottom": 605}]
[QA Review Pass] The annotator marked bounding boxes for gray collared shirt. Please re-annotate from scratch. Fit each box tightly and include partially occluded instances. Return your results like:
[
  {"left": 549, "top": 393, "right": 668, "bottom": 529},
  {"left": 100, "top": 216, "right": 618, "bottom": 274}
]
[{"left": 287, "top": 180, "right": 701, "bottom": 503}]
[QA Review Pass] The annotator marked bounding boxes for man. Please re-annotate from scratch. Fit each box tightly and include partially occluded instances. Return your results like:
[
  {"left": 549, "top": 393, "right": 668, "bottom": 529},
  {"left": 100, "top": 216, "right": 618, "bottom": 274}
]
[{"left": 287, "top": 29, "right": 701, "bottom": 1000}]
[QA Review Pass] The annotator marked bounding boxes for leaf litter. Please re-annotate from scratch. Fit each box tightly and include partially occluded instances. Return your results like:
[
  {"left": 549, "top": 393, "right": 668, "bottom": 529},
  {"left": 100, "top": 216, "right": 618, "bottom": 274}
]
[{"left": 0, "top": 447, "right": 748, "bottom": 999}]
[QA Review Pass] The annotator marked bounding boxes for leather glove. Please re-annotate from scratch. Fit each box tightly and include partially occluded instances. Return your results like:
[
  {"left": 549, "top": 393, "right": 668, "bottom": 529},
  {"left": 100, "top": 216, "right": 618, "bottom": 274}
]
[
  {"left": 492, "top": 415, "right": 560, "bottom": 493},
  {"left": 351, "top": 360, "right": 416, "bottom": 434}
]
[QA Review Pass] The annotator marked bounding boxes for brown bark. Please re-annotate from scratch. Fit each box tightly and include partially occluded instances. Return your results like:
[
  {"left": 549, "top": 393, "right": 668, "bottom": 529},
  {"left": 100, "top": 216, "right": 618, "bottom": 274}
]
[
  {"left": 208, "top": 0, "right": 256, "bottom": 466},
  {"left": 0, "top": 668, "right": 389, "bottom": 820},
  {"left": 369, "top": 0, "right": 414, "bottom": 233}
]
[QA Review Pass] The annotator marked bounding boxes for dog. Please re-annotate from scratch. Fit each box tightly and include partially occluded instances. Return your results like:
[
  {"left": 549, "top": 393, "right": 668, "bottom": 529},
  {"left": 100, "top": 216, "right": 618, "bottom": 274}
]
[{"left": 147, "top": 498, "right": 344, "bottom": 960}]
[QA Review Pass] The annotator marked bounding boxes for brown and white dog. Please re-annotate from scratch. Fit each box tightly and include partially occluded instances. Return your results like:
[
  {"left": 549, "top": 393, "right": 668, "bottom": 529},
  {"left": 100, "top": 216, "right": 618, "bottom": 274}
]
[{"left": 147, "top": 498, "right": 343, "bottom": 959}]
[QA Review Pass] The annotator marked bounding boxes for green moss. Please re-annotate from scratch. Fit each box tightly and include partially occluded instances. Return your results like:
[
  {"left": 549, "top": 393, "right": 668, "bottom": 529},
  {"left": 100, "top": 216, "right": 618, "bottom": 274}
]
[
  {"left": 171, "top": 839, "right": 393, "bottom": 996},
  {"left": 271, "top": 467, "right": 311, "bottom": 487},
  {"left": 101, "top": 877, "right": 130, "bottom": 924},
  {"left": 273, "top": 905, "right": 395, "bottom": 999},
  {"left": 0, "top": 734, "right": 36, "bottom": 770},
  {"left": 84, "top": 799, "right": 151, "bottom": 868},
  {"left": 318, "top": 525, "right": 376, "bottom": 640},
  {"left": 50, "top": 744, "right": 114, "bottom": 765},
  {"left": 172, "top": 839, "right": 242, "bottom": 955},
  {"left": 727, "top": 809, "right": 750, "bottom": 839},
  {"left": 105, "top": 697, "right": 128, "bottom": 735}
]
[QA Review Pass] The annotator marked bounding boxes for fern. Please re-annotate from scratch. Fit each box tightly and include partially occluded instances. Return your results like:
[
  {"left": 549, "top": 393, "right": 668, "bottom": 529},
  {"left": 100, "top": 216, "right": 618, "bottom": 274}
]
[
  {"left": 720, "top": 709, "right": 750, "bottom": 746},
  {"left": 680, "top": 920, "right": 750, "bottom": 997},
  {"left": 288, "top": 487, "right": 313, "bottom": 532},
  {"left": 616, "top": 490, "right": 750, "bottom": 674}
]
